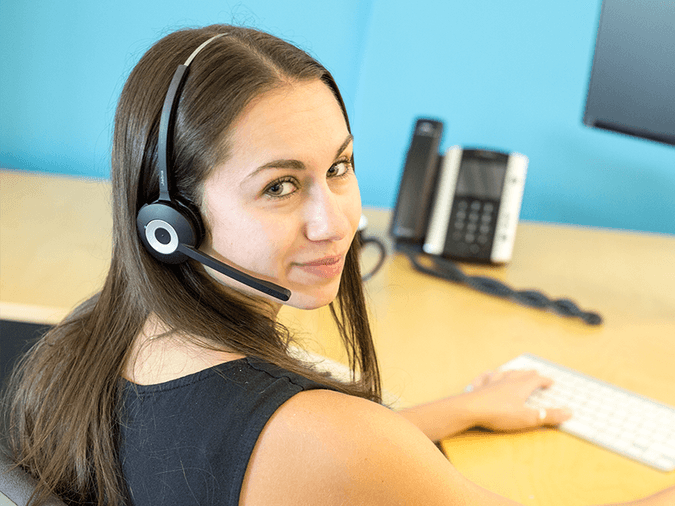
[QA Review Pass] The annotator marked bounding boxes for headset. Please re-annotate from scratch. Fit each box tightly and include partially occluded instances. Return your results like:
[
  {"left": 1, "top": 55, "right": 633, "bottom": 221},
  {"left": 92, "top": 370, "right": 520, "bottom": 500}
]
[{"left": 136, "top": 34, "right": 292, "bottom": 301}]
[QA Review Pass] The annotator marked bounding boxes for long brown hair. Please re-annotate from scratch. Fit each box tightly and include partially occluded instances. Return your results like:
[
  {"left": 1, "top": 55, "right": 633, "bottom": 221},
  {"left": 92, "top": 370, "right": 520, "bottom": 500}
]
[{"left": 3, "top": 24, "right": 381, "bottom": 505}]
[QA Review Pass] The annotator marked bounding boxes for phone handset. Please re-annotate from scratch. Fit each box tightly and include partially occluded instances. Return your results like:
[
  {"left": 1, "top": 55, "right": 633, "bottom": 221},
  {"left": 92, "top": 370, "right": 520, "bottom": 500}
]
[{"left": 390, "top": 119, "right": 444, "bottom": 244}]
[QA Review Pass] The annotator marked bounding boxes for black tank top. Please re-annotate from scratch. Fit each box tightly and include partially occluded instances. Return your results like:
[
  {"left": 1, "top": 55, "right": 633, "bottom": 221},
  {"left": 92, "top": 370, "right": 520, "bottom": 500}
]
[{"left": 119, "top": 357, "right": 334, "bottom": 505}]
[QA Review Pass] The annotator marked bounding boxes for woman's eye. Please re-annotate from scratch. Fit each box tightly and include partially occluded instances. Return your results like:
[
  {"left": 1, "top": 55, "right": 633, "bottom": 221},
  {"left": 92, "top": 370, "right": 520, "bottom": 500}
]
[
  {"left": 328, "top": 158, "right": 353, "bottom": 178},
  {"left": 264, "top": 178, "right": 297, "bottom": 198}
]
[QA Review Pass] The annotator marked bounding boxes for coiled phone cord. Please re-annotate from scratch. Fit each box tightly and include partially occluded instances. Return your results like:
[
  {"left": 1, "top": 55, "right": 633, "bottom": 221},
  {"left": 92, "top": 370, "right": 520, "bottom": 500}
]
[
  {"left": 360, "top": 235, "right": 387, "bottom": 282},
  {"left": 397, "top": 244, "right": 603, "bottom": 326}
]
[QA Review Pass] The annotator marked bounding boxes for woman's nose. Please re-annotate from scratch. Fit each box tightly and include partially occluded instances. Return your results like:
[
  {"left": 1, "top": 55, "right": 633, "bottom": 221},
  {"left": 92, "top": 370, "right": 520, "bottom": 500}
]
[{"left": 304, "top": 186, "right": 351, "bottom": 243}]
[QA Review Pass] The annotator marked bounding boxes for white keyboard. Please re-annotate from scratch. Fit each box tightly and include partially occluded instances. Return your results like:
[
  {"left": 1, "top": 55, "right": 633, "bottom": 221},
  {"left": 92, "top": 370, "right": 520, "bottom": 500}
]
[{"left": 500, "top": 354, "right": 675, "bottom": 472}]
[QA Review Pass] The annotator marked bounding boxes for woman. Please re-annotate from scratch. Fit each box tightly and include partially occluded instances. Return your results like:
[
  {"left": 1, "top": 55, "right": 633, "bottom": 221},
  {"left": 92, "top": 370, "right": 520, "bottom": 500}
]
[{"left": 5, "top": 24, "right": 673, "bottom": 505}]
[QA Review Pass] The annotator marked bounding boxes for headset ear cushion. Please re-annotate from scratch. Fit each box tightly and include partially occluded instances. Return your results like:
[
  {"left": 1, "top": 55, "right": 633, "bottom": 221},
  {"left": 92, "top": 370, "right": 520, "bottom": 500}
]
[
  {"left": 172, "top": 197, "right": 206, "bottom": 244},
  {"left": 136, "top": 202, "right": 199, "bottom": 264}
]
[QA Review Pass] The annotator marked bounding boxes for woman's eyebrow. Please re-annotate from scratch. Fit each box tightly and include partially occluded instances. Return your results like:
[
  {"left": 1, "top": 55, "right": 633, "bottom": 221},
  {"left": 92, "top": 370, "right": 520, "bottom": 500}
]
[
  {"left": 245, "top": 134, "right": 354, "bottom": 181},
  {"left": 334, "top": 134, "right": 354, "bottom": 159}
]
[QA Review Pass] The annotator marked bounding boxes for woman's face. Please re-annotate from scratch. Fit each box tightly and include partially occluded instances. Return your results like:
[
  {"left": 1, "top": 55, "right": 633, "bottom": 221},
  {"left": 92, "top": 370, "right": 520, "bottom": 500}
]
[{"left": 200, "top": 79, "right": 361, "bottom": 311}]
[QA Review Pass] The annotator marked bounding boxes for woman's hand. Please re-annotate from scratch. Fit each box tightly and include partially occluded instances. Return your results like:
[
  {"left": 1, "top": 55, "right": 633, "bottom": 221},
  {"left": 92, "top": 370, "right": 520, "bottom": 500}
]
[
  {"left": 463, "top": 369, "right": 572, "bottom": 432},
  {"left": 398, "top": 369, "right": 572, "bottom": 442}
]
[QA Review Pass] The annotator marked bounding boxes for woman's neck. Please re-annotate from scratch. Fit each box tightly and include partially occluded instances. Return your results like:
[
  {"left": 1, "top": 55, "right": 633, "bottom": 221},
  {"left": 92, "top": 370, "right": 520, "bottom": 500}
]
[{"left": 122, "top": 315, "right": 246, "bottom": 385}]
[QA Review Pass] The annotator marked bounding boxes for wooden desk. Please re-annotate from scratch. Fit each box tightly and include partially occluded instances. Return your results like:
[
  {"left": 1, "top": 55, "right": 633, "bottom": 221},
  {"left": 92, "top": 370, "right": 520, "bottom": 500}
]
[{"left": 2, "top": 169, "right": 674, "bottom": 504}]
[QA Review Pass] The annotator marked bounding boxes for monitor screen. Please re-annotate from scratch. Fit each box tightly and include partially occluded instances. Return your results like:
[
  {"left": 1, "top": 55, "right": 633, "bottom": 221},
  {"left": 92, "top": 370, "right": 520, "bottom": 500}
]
[{"left": 583, "top": 0, "right": 675, "bottom": 147}]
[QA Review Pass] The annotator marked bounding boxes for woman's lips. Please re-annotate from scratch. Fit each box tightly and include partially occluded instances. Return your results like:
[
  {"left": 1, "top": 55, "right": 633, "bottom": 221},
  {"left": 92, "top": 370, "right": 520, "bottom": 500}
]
[{"left": 294, "top": 255, "right": 345, "bottom": 279}]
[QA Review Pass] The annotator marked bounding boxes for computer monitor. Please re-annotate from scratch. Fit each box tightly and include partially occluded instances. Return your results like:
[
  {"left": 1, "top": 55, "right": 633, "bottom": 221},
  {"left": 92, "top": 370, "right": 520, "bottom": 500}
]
[{"left": 583, "top": 0, "right": 675, "bottom": 147}]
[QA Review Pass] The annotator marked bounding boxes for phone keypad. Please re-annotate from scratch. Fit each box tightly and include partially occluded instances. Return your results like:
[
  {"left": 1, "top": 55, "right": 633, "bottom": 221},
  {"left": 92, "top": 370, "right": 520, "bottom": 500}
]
[{"left": 447, "top": 199, "right": 498, "bottom": 259}]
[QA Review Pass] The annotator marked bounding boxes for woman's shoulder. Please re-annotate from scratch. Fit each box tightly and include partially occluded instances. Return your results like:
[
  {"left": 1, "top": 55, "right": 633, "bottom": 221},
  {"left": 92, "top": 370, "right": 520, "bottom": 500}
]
[{"left": 240, "top": 389, "right": 510, "bottom": 506}]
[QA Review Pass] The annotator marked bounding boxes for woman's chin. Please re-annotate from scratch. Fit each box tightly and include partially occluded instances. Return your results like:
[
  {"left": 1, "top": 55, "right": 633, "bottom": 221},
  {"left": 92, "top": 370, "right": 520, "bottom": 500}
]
[{"left": 285, "top": 284, "right": 341, "bottom": 311}]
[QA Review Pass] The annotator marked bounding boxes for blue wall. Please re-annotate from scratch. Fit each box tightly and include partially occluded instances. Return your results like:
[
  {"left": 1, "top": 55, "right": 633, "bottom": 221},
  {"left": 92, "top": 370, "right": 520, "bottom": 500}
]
[
  {"left": 2, "top": 0, "right": 674, "bottom": 234},
  {"left": 0, "top": 0, "right": 372, "bottom": 177},
  {"left": 351, "top": 0, "right": 675, "bottom": 234}
]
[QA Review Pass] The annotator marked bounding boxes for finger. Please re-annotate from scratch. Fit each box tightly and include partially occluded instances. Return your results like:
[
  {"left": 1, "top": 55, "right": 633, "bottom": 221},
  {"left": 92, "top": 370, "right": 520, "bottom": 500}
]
[
  {"left": 533, "top": 407, "right": 573, "bottom": 426},
  {"left": 470, "top": 371, "right": 494, "bottom": 389},
  {"left": 517, "top": 370, "right": 553, "bottom": 390},
  {"left": 501, "top": 369, "right": 541, "bottom": 382},
  {"left": 488, "top": 370, "right": 510, "bottom": 383},
  {"left": 536, "top": 375, "right": 554, "bottom": 389},
  {"left": 499, "top": 369, "right": 552, "bottom": 393}
]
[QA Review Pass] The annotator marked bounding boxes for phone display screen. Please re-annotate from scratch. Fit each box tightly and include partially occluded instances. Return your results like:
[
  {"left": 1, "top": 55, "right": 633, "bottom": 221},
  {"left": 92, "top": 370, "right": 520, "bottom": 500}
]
[{"left": 455, "top": 157, "right": 507, "bottom": 200}]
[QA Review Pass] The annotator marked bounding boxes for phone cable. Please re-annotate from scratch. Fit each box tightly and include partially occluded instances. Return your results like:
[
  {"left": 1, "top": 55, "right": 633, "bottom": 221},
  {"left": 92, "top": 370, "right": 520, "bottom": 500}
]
[
  {"left": 359, "top": 234, "right": 387, "bottom": 282},
  {"left": 399, "top": 244, "right": 603, "bottom": 326}
]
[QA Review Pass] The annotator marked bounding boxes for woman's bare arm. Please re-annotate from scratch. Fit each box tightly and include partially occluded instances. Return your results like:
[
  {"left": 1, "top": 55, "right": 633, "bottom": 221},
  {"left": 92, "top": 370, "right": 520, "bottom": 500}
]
[{"left": 240, "top": 389, "right": 673, "bottom": 506}]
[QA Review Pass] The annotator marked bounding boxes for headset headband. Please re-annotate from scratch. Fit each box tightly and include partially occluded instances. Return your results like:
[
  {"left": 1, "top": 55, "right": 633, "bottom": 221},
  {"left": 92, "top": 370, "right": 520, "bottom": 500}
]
[{"left": 156, "top": 33, "right": 226, "bottom": 202}]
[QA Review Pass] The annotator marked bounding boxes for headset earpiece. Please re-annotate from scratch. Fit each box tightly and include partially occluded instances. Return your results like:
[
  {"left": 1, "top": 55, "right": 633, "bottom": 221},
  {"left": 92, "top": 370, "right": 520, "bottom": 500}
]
[{"left": 136, "top": 201, "right": 202, "bottom": 264}]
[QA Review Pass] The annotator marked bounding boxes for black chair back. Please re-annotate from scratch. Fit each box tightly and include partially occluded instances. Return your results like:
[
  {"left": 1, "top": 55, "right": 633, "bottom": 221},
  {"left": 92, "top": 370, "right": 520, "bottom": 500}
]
[{"left": 0, "top": 448, "right": 66, "bottom": 506}]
